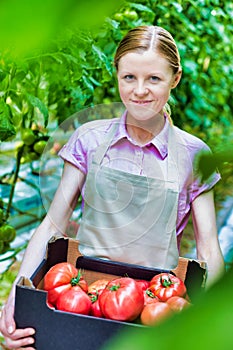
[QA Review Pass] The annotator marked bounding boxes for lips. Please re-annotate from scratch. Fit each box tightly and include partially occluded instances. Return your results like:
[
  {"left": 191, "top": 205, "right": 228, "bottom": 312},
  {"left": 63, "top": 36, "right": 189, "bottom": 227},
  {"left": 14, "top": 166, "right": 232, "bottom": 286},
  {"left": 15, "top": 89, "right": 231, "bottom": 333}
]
[{"left": 131, "top": 100, "right": 152, "bottom": 105}]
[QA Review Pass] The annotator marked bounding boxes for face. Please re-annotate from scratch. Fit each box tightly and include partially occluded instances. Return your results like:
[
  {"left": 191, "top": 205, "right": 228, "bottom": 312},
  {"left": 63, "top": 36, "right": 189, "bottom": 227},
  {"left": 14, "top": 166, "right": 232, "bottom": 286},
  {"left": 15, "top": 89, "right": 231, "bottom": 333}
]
[{"left": 117, "top": 50, "right": 181, "bottom": 126}]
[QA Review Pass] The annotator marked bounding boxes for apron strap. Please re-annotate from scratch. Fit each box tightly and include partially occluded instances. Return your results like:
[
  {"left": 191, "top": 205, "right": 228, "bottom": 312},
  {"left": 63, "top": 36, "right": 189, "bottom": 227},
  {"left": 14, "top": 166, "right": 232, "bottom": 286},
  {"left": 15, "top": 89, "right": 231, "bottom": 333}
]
[
  {"left": 167, "top": 126, "right": 179, "bottom": 184},
  {"left": 93, "top": 121, "right": 119, "bottom": 165}
]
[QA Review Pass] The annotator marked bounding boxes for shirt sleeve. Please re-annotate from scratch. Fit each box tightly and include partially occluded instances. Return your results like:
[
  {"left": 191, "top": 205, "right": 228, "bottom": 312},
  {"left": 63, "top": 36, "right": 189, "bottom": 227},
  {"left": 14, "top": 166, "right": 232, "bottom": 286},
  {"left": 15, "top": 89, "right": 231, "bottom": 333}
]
[{"left": 58, "top": 126, "right": 88, "bottom": 175}]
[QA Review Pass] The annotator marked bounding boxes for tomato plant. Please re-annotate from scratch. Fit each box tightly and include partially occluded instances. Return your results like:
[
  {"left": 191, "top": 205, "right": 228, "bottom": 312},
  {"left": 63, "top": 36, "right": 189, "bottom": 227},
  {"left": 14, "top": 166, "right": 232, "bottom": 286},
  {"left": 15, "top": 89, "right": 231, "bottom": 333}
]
[
  {"left": 43, "top": 262, "right": 88, "bottom": 305},
  {"left": 149, "top": 273, "right": 187, "bottom": 302},
  {"left": 56, "top": 285, "right": 91, "bottom": 315},
  {"left": 99, "top": 277, "right": 144, "bottom": 321},
  {"left": 140, "top": 302, "right": 173, "bottom": 326}
]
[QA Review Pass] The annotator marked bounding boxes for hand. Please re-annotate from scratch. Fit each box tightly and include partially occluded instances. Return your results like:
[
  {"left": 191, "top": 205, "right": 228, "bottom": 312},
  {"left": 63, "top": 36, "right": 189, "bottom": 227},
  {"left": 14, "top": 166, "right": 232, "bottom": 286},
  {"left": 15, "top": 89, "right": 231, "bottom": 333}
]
[{"left": 0, "top": 295, "right": 35, "bottom": 350}]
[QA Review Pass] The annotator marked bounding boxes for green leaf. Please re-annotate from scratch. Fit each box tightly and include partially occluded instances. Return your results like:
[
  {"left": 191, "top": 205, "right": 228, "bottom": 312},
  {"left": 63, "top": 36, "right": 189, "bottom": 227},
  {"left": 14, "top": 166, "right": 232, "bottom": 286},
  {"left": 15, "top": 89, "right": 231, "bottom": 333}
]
[
  {"left": 130, "top": 3, "right": 154, "bottom": 13},
  {"left": 92, "top": 44, "right": 112, "bottom": 74},
  {"left": 89, "top": 76, "right": 102, "bottom": 87},
  {"left": 172, "top": 2, "right": 183, "bottom": 13},
  {"left": 59, "top": 52, "right": 79, "bottom": 64},
  {"left": 105, "top": 18, "right": 120, "bottom": 29},
  {"left": 92, "top": 44, "right": 107, "bottom": 64},
  {"left": 0, "top": 100, "right": 16, "bottom": 141},
  {"left": 82, "top": 76, "right": 94, "bottom": 92},
  {"left": 26, "top": 94, "right": 49, "bottom": 127}
]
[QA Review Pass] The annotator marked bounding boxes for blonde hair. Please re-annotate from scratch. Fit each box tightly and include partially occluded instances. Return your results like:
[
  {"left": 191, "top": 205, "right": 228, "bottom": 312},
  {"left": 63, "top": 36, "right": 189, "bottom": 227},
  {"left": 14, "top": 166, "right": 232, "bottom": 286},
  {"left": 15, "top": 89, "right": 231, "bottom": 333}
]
[{"left": 114, "top": 25, "right": 181, "bottom": 119}]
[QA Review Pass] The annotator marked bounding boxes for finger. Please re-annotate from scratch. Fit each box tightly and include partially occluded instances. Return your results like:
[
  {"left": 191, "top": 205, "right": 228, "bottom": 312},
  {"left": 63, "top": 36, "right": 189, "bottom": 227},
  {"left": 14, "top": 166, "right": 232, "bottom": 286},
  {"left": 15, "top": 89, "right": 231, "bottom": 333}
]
[
  {"left": 9, "top": 328, "right": 35, "bottom": 341},
  {"left": 4, "top": 333, "right": 35, "bottom": 349}
]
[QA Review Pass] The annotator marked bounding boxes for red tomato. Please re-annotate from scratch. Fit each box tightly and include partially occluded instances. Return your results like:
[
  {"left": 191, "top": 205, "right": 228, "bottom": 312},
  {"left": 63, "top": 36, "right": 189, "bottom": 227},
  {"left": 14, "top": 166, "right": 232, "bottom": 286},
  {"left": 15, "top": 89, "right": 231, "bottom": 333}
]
[
  {"left": 143, "top": 288, "right": 160, "bottom": 305},
  {"left": 88, "top": 279, "right": 109, "bottom": 295},
  {"left": 99, "top": 277, "right": 144, "bottom": 321},
  {"left": 43, "top": 262, "right": 88, "bottom": 305},
  {"left": 56, "top": 286, "right": 91, "bottom": 315},
  {"left": 136, "top": 279, "right": 150, "bottom": 292},
  {"left": 88, "top": 279, "right": 109, "bottom": 318},
  {"left": 166, "top": 296, "right": 191, "bottom": 312},
  {"left": 149, "top": 273, "right": 187, "bottom": 302},
  {"left": 140, "top": 302, "right": 173, "bottom": 326},
  {"left": 46, "top": 301, "right": 55, "bottom": 309},
  {"left": 89, "top": 292, "right": 104, "bottom": 318}
]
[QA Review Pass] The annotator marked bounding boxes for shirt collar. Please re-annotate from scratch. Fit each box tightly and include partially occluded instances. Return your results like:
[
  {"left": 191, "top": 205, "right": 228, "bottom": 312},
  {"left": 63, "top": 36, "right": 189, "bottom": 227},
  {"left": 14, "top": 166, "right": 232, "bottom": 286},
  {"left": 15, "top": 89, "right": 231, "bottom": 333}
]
[{"left": 111, "top": 110, "right": 169, "bottom": 159}]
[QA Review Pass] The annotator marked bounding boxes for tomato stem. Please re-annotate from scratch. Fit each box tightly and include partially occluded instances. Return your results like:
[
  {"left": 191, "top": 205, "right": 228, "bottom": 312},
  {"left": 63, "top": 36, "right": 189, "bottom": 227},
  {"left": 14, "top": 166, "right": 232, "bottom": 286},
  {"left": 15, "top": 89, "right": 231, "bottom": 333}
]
[
  {"left": 146, "top": 289, "right": 157, "bottom": 298},
  {"left": 108, "top": 284, "right": 121, "bottom": 291},
  {"left": 70, "top": 269, "right": 82, "bottom": 286},
  {"left": 88, "top": 292, "right": 98, "bottom": 303},
  {"left": 160, "top": 274, "right": 174, "bottom": 288}
]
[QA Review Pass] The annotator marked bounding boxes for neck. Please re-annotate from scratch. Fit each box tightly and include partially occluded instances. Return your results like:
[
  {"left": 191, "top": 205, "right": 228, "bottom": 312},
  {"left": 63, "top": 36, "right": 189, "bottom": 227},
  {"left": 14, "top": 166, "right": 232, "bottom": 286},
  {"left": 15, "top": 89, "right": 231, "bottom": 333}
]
[{"left": 126, "top": 114, "right": 165, "bottom": 145}]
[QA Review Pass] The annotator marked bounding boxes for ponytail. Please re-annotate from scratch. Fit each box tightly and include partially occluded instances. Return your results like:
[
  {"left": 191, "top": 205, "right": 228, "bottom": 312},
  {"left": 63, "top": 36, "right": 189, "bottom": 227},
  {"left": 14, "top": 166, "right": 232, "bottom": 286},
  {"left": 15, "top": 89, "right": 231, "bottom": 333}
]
[{"left": 163, "top": 103, "right": 173, "bottom": 125}]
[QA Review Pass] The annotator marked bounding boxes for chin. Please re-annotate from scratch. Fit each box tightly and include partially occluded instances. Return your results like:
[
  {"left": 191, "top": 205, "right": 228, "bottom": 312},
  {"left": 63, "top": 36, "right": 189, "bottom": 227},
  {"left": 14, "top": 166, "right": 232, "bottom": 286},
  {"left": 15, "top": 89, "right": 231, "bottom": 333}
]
[{"left": 126, "top": 104, "right": 159, "bottom": 123}]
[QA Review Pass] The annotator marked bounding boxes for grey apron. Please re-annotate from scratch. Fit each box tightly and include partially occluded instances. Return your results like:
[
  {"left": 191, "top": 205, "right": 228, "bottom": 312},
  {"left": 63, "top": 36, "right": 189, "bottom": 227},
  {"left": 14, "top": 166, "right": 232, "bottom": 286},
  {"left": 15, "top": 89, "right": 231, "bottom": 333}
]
[{"left": 77, "top": 122, "right": 180, "bottom": 269}]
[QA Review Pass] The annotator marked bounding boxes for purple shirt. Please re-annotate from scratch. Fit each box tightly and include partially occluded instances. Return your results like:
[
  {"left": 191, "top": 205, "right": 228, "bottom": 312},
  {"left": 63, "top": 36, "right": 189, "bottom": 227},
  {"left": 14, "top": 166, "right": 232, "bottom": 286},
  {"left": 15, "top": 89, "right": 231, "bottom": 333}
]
[{"left": 59, "top": 112, "right": 220, "bottom": 242}]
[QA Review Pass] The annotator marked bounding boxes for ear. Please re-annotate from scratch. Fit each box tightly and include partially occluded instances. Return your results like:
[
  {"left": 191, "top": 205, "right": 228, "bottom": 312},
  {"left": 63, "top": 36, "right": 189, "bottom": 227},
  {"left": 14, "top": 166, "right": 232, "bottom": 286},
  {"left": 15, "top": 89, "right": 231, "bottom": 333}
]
[{"left": 171, "top": 69, "right": 182, "bottom": 89}]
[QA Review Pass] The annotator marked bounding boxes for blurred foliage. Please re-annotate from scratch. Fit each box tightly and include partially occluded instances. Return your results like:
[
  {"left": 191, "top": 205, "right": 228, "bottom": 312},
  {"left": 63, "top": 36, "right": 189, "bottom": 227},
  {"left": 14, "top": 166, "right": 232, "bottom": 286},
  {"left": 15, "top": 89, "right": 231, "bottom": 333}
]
[
  {"left": 196, "top": 146, "right": 233, "bottom": 182},
  {"left": 0, "top": 0, "right": 124, "bottom": 57}
]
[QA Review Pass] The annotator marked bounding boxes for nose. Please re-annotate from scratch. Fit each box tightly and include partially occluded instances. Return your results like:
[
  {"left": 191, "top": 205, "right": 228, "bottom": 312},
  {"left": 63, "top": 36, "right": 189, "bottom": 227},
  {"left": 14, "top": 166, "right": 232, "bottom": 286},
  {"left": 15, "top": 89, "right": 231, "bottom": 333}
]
[{"left": 133, "top": 81, "right": 149, "bottom": 96}]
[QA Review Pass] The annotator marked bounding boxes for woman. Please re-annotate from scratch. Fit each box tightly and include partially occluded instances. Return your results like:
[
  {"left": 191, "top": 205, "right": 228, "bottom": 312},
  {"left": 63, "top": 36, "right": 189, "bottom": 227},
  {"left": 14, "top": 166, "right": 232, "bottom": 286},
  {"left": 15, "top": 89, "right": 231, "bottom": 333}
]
[{"left": 0, "top": 25, "right": 225, "bottom": 349}]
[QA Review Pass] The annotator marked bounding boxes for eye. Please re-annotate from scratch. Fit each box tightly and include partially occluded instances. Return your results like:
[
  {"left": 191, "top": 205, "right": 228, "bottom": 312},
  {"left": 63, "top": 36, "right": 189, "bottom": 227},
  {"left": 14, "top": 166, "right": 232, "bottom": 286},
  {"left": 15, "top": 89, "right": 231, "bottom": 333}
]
[
  {"left": 150, "top": 76, "right": 160, "bottom": 83},
  {"left": 123, "top": 74, "right": 134, "bottom": 81}
]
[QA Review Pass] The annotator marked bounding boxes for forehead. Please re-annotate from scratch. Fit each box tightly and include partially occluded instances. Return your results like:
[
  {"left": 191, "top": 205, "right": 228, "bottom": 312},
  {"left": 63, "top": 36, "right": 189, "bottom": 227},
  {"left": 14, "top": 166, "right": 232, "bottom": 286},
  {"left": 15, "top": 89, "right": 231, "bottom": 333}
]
[{"left": 118, "top": 50, "right": 172, "bottom": 73}]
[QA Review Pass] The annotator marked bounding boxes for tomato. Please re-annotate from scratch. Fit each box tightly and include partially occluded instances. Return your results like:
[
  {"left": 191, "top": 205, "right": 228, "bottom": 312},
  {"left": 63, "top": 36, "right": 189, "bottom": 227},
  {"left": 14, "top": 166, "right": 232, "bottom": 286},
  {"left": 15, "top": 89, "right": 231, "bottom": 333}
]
[
  {"left": 56, "top": 286, "right": 91, "bottom": 315},
  {"left": 28, "top": 151, "right": 40, "bottom": 161},
  {"left": 44, "top": 262, "right": 88, "bottom": 305},
  {"left": 0, "top": 224, "right": 16, "bottom": 242},
  {"left": 113, "top": 13, "right": 124, "bottom": 22},
  {"left": 90, "top": 299, "right": 103, "bottom": 318},
  {"left": 143, "top": 289, "right": 160, "bottom": 305},
  {"left": 99, "top": 277, "right": 144, "bottom": 321},
  {"left": 166, "top": 296, "right": 191, "bottom": 312},
  {"left": 124, "top": 9, "right": 138, "bottom": 21},
  {"left": 149, "top": 273, "right": 187, "bottom": 302},
  {"left": 21, "top": 128, "right": 36, "bottom": 146},
  {"left": 88, "top": 279, "right": 109, "bottom": 318},
  {"left": 46, "top": 301, "right": 55, "bottom": 309},
  {"left": 136, "top": 279, "right": 150, "bottom": 292},
  {"left": 89, "top": 292, "right": 104, "bottom": 318},
  {"left": 140, "top": 302, "right": 173, "bottom": 326},
  {"left": 33, "top": 140, "right": 47, "bottom": 154},
  {"left": 88, "top": 279, "right": 109, "bottom": 295}
]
